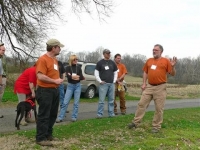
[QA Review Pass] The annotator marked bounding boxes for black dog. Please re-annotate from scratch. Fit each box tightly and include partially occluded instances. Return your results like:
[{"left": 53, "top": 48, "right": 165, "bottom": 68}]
[{"left": 15, "top": 97, "right": 37, "bottom": 130}]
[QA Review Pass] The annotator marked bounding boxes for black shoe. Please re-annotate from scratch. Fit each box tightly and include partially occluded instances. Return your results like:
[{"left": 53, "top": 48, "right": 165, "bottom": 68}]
[
  {"left": 47, "top": 136, "right": 59, "bottom": 141},
  {"left": 0, "top": 115, "right": 3, "bottom": 118},
  {"left": 114, "top": 112, "right": 118, "bottom": 115},
  {"left": 128, "top": 123, "right": 136, "bottom": 129}
]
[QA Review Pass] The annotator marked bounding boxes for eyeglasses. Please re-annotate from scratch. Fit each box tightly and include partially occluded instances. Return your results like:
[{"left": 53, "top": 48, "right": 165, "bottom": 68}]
[
  {"left": 74, "top": 59, "right": 78, "bottom": 61},
  {"left": 153, "top": 49, "right": 160, "bottom": 52}
]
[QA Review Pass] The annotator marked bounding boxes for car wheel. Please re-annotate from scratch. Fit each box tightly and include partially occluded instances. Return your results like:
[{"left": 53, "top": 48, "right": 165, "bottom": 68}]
[{"left": 84, "top": 86, "right": 96, "bottom": 99}]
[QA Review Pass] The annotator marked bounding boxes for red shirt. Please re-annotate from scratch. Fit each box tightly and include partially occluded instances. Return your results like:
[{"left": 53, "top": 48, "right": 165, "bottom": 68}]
[{"left": 14, "top": 66, "right": 37, "bottom": 94}]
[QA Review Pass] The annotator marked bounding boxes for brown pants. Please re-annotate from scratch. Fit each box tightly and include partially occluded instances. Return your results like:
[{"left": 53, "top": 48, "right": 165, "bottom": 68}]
[
  {"left": 114, "top": 83, "right": 126, "bottom": 113},
  {"left": 132, "top": 83, "right": 167, "bottom": 129}
]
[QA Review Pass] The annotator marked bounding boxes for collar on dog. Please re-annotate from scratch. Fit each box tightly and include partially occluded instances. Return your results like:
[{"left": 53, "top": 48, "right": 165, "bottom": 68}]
[{"left": 25, "top": 99, "right": 35, "bottom": 107}]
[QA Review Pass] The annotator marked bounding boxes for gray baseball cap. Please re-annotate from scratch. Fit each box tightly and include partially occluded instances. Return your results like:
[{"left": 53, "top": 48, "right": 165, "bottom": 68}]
[{"left": 103, "top": 49, "right": 111, "bottom": 54}]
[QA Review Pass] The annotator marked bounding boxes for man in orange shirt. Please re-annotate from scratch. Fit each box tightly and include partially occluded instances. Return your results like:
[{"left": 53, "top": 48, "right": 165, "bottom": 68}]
[
  {"left": 128, "top": 44, "right": 177, "bottom": 133},
  {"left": 114, "top": 54, "right": 127, "bottom": 115},
  {"left": 35, "top": 39, "right": 64, "bottom": 146}
]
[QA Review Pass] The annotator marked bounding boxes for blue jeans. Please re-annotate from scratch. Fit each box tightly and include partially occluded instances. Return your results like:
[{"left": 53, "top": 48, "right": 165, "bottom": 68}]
[
  {"left": 97, "top": 83, "right": 115, "bottom": 117},
  {"left": 59, "top": 84, "right": 65, "bottom": 107},
  {"left": 57, "top": 83, "right": 81, "bottom": 120}
]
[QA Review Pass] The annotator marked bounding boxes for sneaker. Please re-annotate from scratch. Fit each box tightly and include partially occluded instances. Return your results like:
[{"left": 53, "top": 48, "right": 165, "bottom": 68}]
[
  {"left": 96, "top": 116, "right": 102, "bottom": 119},
  {"left": 109, "top": 114, "right": 115, "bottom": 118},
  {"left": 0, "top": 115, "right": 3, "bottom": 118},
  {"left": 71, "top": 118, "right": 77, "bottom": 122},
  {"left": 152, "top": 128, "right": 159, "bottom": 133},
  {"left": 47, "top": 136, "right": 59, "bottom": 141},
  {"left": 36, "top": 140, "right": 53, "bottom": 146},
  {"left": 25, "top": 118, "right": 35, "bottom": 123},
  {"left": 128, "top": 123, "right": 136, "bottom": 129},
  {"left": 20, "top": 121, "right": 28, "bottom": 126},
  {"left": 56, "top": 119, "right": 62, "bottom": 123}
]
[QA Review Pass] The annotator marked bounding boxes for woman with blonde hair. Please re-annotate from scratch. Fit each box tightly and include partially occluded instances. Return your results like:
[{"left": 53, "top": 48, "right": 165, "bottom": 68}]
[{"left": 56, "top": 55, "right": 84, "bottom": 122}]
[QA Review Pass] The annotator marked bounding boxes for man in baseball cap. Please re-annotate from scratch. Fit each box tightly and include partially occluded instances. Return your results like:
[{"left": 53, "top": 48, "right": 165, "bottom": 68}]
[
  {"left": 46, "top": 39, "right": 64, "bottom": 48},
  {"left": 0, "top": 42, "right": 4, "bottom": 46},
  {"left": 103, "top": 49, "right": 111, "bottom": 54},
  {"left": 35, "top": 38, "right": 64, "bottom": 146}
]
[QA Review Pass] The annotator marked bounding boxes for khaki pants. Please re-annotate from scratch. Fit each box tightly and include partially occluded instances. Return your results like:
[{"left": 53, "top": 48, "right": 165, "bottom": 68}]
[
  {"left": 114, "top": 83, "right": 126, "bottom": 113},
  {"left": 132, "top": 83, "right": 167, "bottom": 129},
  {"left": 0, "top": 77, "right": 7, "bottom": 102}
]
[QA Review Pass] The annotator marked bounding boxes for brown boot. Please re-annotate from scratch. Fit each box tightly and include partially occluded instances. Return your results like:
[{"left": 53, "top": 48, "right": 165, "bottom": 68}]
[{"left": 36, "top": 140, "right": 53, "bottom": 146}]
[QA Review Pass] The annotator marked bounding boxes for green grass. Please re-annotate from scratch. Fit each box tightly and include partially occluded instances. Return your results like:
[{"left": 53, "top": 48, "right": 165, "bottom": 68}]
[
  {"left": 2, "top": 107, "right": 200, "bottom": 149},
  {"left": 0, "top": 86, "right": 193, "bottom": 106},
  {"left": 2, "top": 86, "right": 140, "bottom": 104},
  {"left": 2, "top": 86, "right": 18, "bottom": 102}
]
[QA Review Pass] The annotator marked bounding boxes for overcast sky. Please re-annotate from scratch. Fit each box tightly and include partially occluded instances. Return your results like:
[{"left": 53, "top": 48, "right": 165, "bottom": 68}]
[{"left": 52, "top": 0, "right": 200, "bottom": 59}]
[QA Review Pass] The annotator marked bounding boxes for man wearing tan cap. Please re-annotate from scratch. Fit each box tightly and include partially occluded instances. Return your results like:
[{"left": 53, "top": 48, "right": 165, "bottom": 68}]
[{"left": 35, "top": 39, "right": 64, "bottom": 146}]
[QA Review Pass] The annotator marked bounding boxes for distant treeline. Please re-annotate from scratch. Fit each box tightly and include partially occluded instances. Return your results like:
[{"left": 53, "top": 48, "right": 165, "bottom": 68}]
[{"left": 8, "top": 47, "right": 200, "bottom": 85}]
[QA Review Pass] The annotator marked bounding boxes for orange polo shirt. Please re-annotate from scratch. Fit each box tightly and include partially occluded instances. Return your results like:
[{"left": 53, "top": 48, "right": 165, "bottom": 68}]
[
  {"left": 36, "top": 54, "right": 59, "bottom": 88},
  {"left": 143, "top": 57, "right": 172, "bottom": 84}
]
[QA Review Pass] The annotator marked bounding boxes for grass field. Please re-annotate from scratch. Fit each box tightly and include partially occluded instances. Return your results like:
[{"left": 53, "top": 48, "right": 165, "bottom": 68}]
[
  {"left": 0, "top": 74, "right": 199, "bottom": 106},
  {"left": 124, "top": 75, "right": 200, "bottom": 99},
  {"left": 1, "top": 107, "right": 200, "bottom": 149}
]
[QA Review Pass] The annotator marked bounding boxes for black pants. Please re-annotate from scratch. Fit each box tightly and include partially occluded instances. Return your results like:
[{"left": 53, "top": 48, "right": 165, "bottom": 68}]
[{"left": 36, "top": 87, "right": 59, "bottom": 142}]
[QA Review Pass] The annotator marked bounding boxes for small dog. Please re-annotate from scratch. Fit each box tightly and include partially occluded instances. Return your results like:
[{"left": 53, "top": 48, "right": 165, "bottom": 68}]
[{"left": 15, "top": 97, "right": 37, "bottom": 130}]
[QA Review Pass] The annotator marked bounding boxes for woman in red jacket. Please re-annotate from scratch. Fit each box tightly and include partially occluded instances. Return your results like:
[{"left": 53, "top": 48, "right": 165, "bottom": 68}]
[{"left": 14, "top": 65, "right": 37, "bottom": 125}]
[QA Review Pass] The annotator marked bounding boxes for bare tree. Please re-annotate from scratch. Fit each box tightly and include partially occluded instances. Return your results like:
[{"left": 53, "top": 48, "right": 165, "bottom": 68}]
[
  {"left": 70, "top": 0, "right": 114, "bottom": 21},
  {"left": 76, "top": 51, "right": 87, "bottom": 62},
  {"left": 85, "top": 46, "right": 104, "bottom": 63},
  {"left": 0, "top": 0, "right": 61, "bottom": 57},
  {"left": 0, "top": 0, "right": 114, "bottom": 65},
  {"left": 122, "top": 54, "right": 146, "bottom": 77}
]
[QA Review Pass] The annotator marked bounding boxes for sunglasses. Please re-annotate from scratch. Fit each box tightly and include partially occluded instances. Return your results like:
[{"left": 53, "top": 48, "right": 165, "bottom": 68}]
[{"left": 74, "top": 59, "right": 78, "bottom": 61}]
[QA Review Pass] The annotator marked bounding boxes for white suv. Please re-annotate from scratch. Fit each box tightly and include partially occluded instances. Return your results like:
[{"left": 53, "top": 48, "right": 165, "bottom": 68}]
[
  {"left": 63, "top": 61, "right": 127, "bottom": 99},
  {"left": 63, "top": 62, "right": 99, "bottom": 99}
]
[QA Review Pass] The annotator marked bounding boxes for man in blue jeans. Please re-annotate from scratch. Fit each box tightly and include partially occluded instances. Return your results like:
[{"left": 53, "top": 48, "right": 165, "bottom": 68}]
[{"left": 94, "top": 49, "right": 118, "bottom": 118}]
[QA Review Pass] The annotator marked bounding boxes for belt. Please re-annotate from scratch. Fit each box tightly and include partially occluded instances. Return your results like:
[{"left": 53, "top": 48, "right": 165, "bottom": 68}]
[
  {"left": 38, "top": 86, "right": 58, "bottom": 89},
  {"left": 149, "top": 82, "right": 166, "bottom": 86}
]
